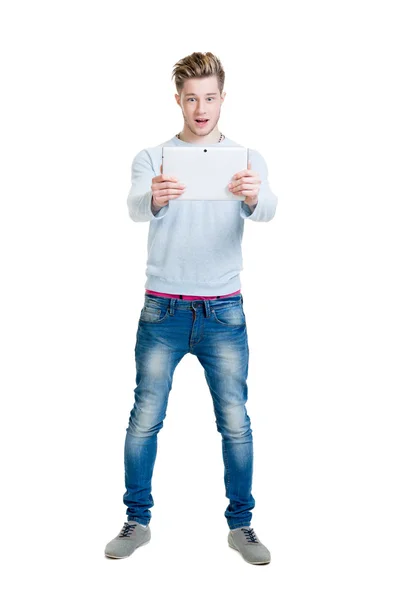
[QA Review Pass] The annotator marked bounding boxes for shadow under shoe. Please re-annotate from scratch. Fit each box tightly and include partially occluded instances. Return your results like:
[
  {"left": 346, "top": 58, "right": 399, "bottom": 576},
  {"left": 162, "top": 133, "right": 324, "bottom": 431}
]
[{"left": 105, "top": 521, "right": 151, "bottom": 559}]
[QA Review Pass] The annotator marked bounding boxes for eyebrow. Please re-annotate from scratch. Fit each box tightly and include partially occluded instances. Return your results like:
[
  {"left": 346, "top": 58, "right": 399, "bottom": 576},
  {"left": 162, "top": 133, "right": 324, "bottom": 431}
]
[{"left": 184, "top": 93, "right": 218, "bottom": 97}]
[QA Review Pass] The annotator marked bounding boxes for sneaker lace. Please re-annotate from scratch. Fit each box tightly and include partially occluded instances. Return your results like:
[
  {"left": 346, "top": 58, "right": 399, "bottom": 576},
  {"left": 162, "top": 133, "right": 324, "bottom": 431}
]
[
  {"left": 118, "top": 522, "right": 137, "bottom": 538},
  {"left": 242, "top": 527, "right": 259, "bottom": 543}
]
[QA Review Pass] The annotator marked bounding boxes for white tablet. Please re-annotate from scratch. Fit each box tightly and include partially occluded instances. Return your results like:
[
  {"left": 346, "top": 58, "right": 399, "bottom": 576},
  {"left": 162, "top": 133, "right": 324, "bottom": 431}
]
[{"left": 162, "top": 146, "right": 248, "bottom": 201}]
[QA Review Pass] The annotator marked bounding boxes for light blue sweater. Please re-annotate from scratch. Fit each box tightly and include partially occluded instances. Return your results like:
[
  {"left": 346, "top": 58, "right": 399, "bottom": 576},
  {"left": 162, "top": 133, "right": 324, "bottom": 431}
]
[{"left": 127, "top": 135, "right": 278, "bottom": 295}]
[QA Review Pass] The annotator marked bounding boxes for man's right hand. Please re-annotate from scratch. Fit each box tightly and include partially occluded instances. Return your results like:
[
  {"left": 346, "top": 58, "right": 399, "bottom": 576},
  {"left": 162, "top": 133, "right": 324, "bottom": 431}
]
[{"left": 151, "top": 164, "right": 186, "bottom": 210}]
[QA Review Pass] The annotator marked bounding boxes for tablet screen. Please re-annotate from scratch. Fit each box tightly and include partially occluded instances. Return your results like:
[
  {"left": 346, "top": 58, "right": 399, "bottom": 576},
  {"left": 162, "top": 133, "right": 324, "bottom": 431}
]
[{"left": 162, "top": 146, "right": 248, "bottom": 200}]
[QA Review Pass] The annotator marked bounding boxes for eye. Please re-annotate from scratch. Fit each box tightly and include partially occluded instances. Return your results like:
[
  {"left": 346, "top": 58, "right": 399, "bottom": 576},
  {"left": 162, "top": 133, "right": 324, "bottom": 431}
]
[{"left": 187, "top": 97, "right": 215, "bottom": 102}]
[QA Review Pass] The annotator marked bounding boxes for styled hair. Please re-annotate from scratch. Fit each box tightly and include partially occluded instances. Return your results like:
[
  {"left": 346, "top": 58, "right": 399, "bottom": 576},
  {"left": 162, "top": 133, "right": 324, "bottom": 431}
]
[{"left": 172, "top": 52, "right": 225, "bottom": 96}]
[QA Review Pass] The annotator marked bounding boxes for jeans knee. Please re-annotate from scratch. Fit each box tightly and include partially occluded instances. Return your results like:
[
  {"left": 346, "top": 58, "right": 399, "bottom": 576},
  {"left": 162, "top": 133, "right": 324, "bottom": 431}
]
[
  {"left": 223, "top": 427, "right": 253, "bottom": 443},
  {"left": 126, "top": 413, "right": 164, "bottom": 438},
  {"left": 217, "top": 407, "right": 252, "bottom": 440}
]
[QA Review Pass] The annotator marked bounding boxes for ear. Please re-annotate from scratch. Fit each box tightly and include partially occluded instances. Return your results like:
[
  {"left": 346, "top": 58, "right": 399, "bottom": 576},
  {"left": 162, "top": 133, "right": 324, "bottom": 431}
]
[{"left": 174, "top": 93, "right": 181, "bottom": 106}]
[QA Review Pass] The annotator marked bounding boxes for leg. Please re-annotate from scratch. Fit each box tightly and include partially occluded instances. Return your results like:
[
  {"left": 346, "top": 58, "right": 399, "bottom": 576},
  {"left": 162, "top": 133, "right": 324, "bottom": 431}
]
[
  {"left": 192, "top": 298, "right": 255, "bottom": 530},
  {"left": 123, "top": 300, "right": 187, "bottom": 525}
]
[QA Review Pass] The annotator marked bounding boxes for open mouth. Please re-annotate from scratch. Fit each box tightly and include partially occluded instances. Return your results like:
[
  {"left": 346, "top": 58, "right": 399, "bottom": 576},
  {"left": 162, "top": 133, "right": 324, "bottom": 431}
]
[{"left": 195, "top": 119, "right": 209, "bottom": 127}]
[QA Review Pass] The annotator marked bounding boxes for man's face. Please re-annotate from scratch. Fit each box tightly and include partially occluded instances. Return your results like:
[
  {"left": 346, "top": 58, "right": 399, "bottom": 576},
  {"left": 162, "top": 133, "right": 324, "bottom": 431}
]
[{"left": 175, "top": 75, "right": 225, "bottom": 138}]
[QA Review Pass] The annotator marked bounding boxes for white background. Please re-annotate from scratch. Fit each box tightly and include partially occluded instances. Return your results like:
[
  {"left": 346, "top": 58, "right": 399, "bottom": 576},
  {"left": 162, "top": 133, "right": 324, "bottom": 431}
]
[{"left": 1, "top": 0, "right": 399, "bottom": 598}]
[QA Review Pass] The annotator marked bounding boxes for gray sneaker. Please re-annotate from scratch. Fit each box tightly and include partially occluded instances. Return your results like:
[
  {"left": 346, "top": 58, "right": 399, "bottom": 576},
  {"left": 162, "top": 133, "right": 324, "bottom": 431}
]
[
  {"left": 228, "top": 527, "right": 271, "bottom": 565},
  {"left": 105, "top": 521, "right": 151, "bottom": 559}
]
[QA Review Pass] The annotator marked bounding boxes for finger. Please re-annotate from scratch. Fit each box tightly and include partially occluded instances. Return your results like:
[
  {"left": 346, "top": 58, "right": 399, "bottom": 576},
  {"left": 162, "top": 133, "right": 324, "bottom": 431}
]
[
  {"left": 229, "top": 177, "right": 260, "bottom": 190},
  {"left": 160, "top": 163, "right": 163, "bottom": 174},
  {"left": 156, "top": 190, "right": 185, "bottom": 200},
  {"left": 158, "top": 174, "right": 178, "bottom": 182},
  {"left": 231, "top": 176, "right": 259, "bottom": 184},
  {"left": 241, "top": 190, "right": 259, "bottom": 198},
  {"left": 230, "top": 184, "right": 259, "bottom": 194},
  {"left": 232, "top": 169, "right": 253, "bottom": 180},
  {"left": 156, "top": 184, "right": 185, "bottom": 195},
  {"left": 158, "top": 180, "right": 185, "bottom": 189},
  {"left": 248, "top": 160, "right": 251, "bottom": 170}
]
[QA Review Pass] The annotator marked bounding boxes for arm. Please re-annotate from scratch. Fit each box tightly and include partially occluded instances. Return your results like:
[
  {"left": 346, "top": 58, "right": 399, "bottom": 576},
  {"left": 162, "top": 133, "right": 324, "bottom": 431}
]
[
  {"left": 127, "top": 149, "right": 169, "bottom": 222},
  {"left": 240, "top": 148, "right": 278, "bottom": 222}
]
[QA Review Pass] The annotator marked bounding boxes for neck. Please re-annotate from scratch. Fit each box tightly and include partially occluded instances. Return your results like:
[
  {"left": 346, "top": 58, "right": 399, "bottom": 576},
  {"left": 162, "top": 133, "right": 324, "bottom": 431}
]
[{"left": 177, "top": 124, "right": 223, "bottom": 144}]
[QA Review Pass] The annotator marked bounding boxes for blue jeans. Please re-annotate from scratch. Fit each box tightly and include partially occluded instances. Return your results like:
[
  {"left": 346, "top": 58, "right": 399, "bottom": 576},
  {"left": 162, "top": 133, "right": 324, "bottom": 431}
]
[{"left": 123, "top": 293, "right": 256, "bottom": 530}]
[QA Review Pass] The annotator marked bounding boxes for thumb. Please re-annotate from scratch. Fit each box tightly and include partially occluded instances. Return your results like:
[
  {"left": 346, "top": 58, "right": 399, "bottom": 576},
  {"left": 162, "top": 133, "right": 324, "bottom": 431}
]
[
  {"left": 247, "top": 160, "right": 252, "bottom": 170},
  {"left": 160, "top": 163, "right": 163, "bottom": 174}
]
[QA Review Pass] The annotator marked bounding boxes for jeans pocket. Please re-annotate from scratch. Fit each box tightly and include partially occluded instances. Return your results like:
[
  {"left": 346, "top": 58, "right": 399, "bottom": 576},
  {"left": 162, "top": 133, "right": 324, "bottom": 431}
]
[
  {"left": 211, "top": 304, "right": 246, "bottom": 326},
  {"left": 139, "top": 299, "right": 170, "bottom": 323}
]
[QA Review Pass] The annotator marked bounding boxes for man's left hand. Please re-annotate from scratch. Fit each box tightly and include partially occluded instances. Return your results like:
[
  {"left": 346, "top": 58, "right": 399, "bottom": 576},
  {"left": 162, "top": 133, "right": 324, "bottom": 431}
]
[{"left": 228, "top": 160, "right": 260, "bottom": 206}]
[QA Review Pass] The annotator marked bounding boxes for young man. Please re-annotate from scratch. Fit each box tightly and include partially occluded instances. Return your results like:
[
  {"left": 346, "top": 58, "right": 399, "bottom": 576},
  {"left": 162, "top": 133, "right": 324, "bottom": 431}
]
[{"left": 105, "top": 52, "right": 278, "bottom": 565}]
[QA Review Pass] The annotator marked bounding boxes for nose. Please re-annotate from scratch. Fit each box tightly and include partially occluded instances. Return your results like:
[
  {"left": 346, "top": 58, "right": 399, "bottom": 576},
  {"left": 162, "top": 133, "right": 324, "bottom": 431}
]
[{"left": 197, "top": 101, "right": 207, "bottom": 114}]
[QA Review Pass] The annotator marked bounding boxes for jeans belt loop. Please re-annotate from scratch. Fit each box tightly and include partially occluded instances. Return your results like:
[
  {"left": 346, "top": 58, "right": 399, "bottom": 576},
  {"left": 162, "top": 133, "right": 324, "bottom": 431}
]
[{"left": 169, "top": 298, "right": 176, "bottom": 316}]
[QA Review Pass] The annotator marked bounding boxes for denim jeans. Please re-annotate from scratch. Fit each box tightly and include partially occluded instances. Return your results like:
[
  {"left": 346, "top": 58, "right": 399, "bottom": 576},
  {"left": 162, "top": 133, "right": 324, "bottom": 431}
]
[{"left": 123, "top": 292, "right": 256, "bottom": 530}]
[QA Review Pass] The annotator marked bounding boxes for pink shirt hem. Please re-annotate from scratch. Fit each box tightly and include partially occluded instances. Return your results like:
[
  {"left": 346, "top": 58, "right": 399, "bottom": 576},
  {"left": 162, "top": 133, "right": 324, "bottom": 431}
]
[{"left": 145, "top": 289, "right": 241, "bottom": 300}]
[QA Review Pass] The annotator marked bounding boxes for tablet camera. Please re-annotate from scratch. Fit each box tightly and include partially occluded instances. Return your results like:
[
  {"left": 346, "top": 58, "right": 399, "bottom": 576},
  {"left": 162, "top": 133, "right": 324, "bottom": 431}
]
[{"left": 204, "top": 149, "right": 207, "bottom": 152}]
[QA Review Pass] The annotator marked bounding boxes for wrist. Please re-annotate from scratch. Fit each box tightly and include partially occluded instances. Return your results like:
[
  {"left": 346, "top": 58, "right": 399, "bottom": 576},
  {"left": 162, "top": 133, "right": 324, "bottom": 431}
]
[
  {"left": 245, "top": 197, "right": 258, "bottom": 209},
  {"left": 151, "top": 196, "right": 161, "bottom": 214}
]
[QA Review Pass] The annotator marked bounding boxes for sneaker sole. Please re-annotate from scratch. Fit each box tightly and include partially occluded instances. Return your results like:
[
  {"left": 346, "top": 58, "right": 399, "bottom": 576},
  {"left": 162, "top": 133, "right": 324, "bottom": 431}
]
[
  {"left": 105, "top": 539, "right": 151, "bottom": 559},
  {"left": 228, "top": 539, "right": 271, "bottom": 565}
]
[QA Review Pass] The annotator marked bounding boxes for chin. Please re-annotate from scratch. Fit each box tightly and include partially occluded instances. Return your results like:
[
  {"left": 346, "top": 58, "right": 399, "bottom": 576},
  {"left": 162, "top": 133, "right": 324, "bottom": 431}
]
[{"left": 197, "top": 127, "right": 213, "bottom": 136}]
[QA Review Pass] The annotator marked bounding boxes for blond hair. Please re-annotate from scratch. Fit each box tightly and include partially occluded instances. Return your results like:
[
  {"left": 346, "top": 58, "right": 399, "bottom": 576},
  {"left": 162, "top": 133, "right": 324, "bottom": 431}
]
[{"left": 172, "top": 52, "right": 225, "bottom": 96}]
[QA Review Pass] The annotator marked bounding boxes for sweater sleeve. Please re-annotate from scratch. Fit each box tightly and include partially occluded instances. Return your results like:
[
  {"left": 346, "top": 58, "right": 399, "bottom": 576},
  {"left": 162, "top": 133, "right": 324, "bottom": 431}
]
[
  {"left": 240, "top": 148, "right": 278, "bottom": 222},
  {"left": 127, "top": 149, "right": 170, "bottom": 222}
]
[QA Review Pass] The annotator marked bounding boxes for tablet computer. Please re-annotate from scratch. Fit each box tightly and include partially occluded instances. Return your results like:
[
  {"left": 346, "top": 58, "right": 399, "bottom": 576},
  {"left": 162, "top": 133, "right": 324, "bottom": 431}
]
[{"left": 162, "top": 146, "right": 248, "bottom": 200}]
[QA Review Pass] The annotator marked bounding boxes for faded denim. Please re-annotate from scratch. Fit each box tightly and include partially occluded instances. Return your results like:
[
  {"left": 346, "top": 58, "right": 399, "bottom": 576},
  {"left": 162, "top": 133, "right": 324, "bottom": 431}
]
[{"left": 123, "top": 293, "right": 256, "bottom": 530}]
